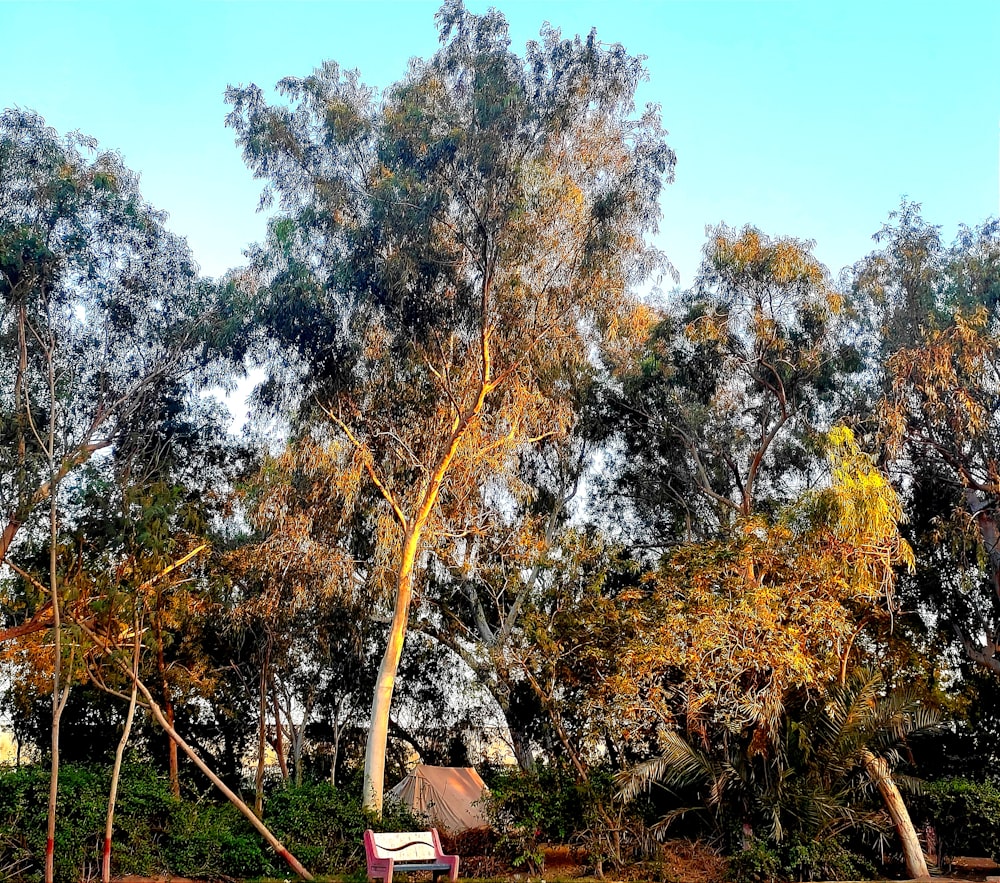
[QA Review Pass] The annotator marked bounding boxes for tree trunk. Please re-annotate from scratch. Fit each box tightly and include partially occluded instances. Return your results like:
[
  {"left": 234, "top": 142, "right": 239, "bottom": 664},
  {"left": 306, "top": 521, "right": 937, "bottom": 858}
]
[
  {"left": 45, "top": 354, "right": 72, "bottom": 883},
  {"left": 154, "top": 608, "right": 180, "bottom": 798},
  {"left": 362, "top": 528, "right": 418, "bottom": 814},
  {"left": 254, "top": 646, "right": 270, "bottom": 816},
  {"left": 358, "top": 370, "right": 491, "bottom": 815},
  {"left": 862, "top": 749, "right": 929, "bottom": 878},
  {"left": 270, "top": 688, "right": 289, "bottom": 783},
  {"left": 103, "top": 625, "right": 141, "bottom": 883},
  {"left": 329, "top": 698, "right": 344, "bottom": 788}
]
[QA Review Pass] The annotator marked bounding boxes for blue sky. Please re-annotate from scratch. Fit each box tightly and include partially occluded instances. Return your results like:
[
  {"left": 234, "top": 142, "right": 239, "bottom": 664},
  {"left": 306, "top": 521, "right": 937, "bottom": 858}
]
[{"left": 2, "top": 0, "right": 999, "bottom": 289}]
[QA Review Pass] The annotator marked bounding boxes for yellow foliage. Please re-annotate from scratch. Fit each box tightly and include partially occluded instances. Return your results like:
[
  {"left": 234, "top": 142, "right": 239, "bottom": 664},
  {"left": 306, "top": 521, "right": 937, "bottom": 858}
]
[{"left": 616, "top": 426, "right": 909, "bottom": 743}]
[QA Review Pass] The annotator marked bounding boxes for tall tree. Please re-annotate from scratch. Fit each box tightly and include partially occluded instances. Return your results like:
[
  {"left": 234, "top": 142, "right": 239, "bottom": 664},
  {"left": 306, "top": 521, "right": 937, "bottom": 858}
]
[
  {"left": 226, "top": 0, "right": 673, "bottom": 813},
  {"left": 602, "top": 227, "right": 857, "bottom": 552},
  {"left": 853, "top": 207, "right": 1000, "bottom": 676},
  {"left": 0, "top": 108, "right": 219, "bottom": 882}
]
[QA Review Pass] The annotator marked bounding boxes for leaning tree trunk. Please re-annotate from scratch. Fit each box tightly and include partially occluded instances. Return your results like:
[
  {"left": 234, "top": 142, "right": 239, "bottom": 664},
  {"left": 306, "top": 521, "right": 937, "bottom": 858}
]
[
  {"left": 74, "top": 619, "right": 314, "bottom": 881},
  {"left": 140, "top": 682, "right": 314, "bottom": 880},
  {"left": 862, "top": 749, "right": 929, "bottom": 878}
]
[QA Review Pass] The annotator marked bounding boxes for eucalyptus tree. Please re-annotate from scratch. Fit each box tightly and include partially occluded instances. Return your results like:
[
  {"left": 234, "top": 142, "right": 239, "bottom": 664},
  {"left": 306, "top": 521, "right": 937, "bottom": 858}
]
[
  {"left": 601, "top": 226, "right": 858, "bottom": 552},
  {"left": 0, "top": 107, "right": 231, "bottom": 882},
  {"left": 854, "top": 208, "right": 1000, "bottom": 677},
  {"left": 226, "top": 0, "right": 673, "bottom": 813}
]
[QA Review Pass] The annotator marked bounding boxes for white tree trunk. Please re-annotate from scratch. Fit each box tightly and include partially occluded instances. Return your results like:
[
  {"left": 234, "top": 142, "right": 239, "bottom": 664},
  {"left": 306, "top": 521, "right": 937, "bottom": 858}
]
[{"left": 362, "top": 533, "right": 417, "bottom": 814}]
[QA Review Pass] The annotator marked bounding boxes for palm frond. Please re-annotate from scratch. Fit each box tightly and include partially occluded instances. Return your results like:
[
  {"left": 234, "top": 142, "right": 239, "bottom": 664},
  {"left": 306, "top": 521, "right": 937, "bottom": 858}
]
[
  {"left": 650, "top": 805, "right": 705, "bottom": 839},
  {"left": 615, "top": 730, "right": 713, "bottom": 801}
]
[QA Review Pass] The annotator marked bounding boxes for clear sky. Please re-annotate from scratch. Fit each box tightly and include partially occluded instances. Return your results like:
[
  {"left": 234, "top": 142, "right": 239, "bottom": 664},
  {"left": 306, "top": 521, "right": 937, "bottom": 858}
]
[{"left": 2, "top": 0, "right": 999, "bottom": 290}]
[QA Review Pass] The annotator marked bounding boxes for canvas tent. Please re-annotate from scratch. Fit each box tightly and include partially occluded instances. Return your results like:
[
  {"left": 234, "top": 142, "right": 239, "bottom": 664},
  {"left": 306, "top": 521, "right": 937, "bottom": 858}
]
[{"left": 390, "top": 765, "right": 489, "bottom": 832}]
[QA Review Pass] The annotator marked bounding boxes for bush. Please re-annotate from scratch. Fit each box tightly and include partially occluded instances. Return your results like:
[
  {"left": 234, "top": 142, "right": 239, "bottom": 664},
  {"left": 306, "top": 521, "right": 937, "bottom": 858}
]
[
  {"left": 0, "top": 764, "right": 109, "bottom": 882},
  {"left": 0, "top": 762, "right": 434, "bottom": 881},
  {"left": 728, "top": 837, "right": 781, "bottom": 883},
  {"left": 265, "top": 778, "right": 425, "bottom": 876},
  {"left": 914, "top": 777, "right": 1000, "bottom": 863},
  {"left": 480, "top": 764, "right": 640, "bottom": 874},
  {"left": 727, "top": 834, "right": 876, "bottom": 883},
  {"left": 166, "top": 801, "right": 270, "bottom": 879},
  {"left": 0, "top": 763, "right": 308, "bottom": 881}
]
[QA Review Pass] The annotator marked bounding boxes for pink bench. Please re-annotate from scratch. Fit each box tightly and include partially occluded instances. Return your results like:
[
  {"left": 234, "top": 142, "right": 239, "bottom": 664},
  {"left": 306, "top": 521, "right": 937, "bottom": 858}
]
[{"left": 363, "top": 829, "right": 459, "bottom": 883}]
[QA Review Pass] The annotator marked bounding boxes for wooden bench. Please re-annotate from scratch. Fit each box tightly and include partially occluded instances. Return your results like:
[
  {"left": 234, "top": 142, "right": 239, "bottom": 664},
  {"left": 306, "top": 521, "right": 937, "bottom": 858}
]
[{"left": 363, "top": 829, "right": 460, "bottom": 883}]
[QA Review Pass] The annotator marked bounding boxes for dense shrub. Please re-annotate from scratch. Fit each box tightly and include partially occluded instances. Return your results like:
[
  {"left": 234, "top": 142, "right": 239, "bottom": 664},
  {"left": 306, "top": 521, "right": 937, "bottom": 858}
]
[
  {"left": 0, "top": 764, "right": 117, "bottom": 882},
  {"left": 480, "top": 764, "right": 641, "bottom": 873},
  {"left": 728, "top": 835, "right": 876, "bottom": 883},
  {"left": 264, "top": 778, "right": 423, "bottom": 875},
  {"left": 914, "top": 777, "right": 1000, "bottom": 863},
  {"left": 0, "top": 763, "right": 423, "bottom": 882}
]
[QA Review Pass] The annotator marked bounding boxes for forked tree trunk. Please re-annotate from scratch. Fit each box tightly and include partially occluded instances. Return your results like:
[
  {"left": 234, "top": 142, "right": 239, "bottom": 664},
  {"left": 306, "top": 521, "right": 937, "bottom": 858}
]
[
  {"left": 862, "top": 749, "right": 929, "bottom": 879},
  {"left": 358, "top": 354, "right": 492, "bottom": 816}
]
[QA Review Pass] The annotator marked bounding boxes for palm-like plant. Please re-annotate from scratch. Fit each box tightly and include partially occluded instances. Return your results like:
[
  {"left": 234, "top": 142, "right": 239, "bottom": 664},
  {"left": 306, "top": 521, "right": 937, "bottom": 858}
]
[{"left": 616, "top": 668, "right": 939, "bottom": 877}]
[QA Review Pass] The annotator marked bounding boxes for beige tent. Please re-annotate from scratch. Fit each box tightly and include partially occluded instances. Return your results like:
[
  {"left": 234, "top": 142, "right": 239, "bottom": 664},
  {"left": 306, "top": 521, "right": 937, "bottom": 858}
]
[{"left": 390, "top": 765, "right": 489, "bottom": 832}]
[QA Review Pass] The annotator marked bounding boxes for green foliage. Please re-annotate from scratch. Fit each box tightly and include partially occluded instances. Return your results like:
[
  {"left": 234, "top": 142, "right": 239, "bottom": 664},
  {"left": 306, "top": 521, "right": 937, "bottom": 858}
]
[
  {"left": 0, "top": 764, "right": 108, "bottom": 883},
  {"left": 0, "top": 764, "right": 424, "bottom": 882},
  {"left": 619, "top": 668, "right": 937, "bottom": 875},
  {"left": 914, "top": 777, "right": 1000, "bottom": 862},
  {"left": 164, "top": 801, "right": 270, "bottom": 880},
  {"left": 728, "top": 834, "right": 875, "bottom": 883},
  {"left": 728, "top": 837, "right": 781, "bottom": 883},
  {"left": 264, "top": 778, "right": 423, "bottom": 874},
  {"left": 481, "top": 765, "right": 620, "bottom": 872}
]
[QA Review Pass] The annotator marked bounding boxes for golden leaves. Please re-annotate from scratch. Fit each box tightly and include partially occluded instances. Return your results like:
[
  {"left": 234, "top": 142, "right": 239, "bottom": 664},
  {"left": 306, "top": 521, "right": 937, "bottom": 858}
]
[
  {"left": 710, "top": 228, "right": 825, "bottom": 286},
  {"left": 886, "top": 306, "right": 997, "bottom": 455},
  {"left": 616, "top": 427, "right": 910, "bottom": 743}
]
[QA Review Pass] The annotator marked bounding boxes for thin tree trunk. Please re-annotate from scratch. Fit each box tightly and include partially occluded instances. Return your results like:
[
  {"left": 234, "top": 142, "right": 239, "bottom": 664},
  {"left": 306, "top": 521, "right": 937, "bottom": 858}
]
[
  {"left": 103, "top": 621, "right": 141, "bottom": 883},
  {"left": 254, "top": 644, "right": 270, "bottom": 816},
  {"left": 270, "top": 687, "right": 289, "bottom": 783},
  {"left": 45, "top": 342, "right": 72, "bottom": 883},
  {"left": 862, "top": 749, "right": 929, "bottom": 879},
  {"left": 154, "top": 608, "right": 180, "bottom": 798},
  {"left": 329, "top": 694, "right": 345, "bottom": 788}
]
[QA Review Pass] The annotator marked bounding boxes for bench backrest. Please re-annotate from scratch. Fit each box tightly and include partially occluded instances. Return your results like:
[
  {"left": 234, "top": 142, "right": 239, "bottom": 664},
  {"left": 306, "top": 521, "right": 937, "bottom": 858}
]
[{"left": 368, "top": 831, "right": 438, "bottom": 862}]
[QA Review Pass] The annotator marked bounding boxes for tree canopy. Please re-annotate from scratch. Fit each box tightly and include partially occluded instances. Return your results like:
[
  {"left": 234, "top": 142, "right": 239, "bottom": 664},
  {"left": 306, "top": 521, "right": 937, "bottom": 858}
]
[{"left": 1, "top": 5, "right": 995, "bottom": 881}]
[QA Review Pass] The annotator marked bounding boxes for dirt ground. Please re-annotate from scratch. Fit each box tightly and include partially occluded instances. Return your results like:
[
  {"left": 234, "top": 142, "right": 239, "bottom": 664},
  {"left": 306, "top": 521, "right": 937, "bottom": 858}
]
[
  {"left": 111, "top": 851, "right": 1000, "bottom": 883},
  {"left": 939, "top": 855, "right": 1000, "bottom": 881}
]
